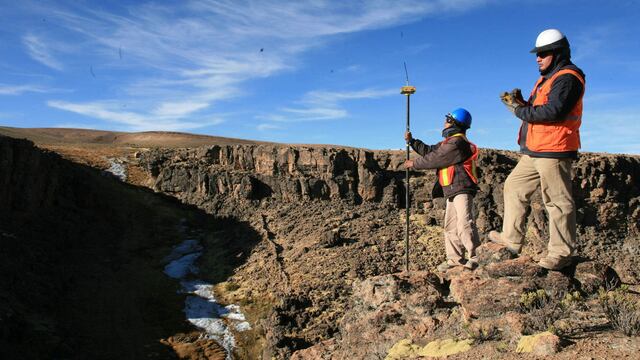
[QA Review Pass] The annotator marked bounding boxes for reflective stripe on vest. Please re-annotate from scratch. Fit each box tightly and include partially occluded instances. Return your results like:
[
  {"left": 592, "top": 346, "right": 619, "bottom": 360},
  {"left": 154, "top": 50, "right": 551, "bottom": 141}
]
[
  {"left": 438, "top": 134, "right": 479, "bottom": 186},
  {"left": 521, "top": 69, "right": 585, "bottom": 152}
]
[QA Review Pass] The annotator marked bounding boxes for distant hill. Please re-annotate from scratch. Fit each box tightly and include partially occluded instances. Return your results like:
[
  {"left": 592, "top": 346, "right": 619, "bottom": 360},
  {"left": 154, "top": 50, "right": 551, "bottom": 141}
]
[{"left": 0, "top": 126, "right": 274, "bottom": 148}]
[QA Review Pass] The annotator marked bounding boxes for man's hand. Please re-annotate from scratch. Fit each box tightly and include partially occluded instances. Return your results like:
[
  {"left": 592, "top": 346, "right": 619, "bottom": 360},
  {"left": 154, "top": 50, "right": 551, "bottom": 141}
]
[
  {"left": 405, "top": 131, "right": 412, "bottom": 142},
  {"left": 404, "top": 159, "right": 414, "bottom": 169},
  {"left": 510, "top": 88, "right": 526, "bottom": 106},
  {"left": 500, "top": 91, "right": 521, "bottom": 114}
]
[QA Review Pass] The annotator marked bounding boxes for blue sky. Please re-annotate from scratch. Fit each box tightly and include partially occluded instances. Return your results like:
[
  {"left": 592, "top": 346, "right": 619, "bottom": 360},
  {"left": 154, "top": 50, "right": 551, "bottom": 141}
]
[{"left": 1, "top": 0, "right": 639, "bottom": 154}]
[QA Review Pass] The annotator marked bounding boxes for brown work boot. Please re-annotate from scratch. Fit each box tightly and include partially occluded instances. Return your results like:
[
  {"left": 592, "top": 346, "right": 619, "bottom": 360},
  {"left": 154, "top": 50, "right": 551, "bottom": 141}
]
[
  {"left": 437, "top": 260, "right": 464, "bottom": 272},
  {"left": 538, "top": 256, "right": 573, "bottom": 271},
  {"left": 463, "top": 259, "right": 478, "bottom": 270},
  {"left": 488, "top": 231, "right": 522, "bottom": 255}
]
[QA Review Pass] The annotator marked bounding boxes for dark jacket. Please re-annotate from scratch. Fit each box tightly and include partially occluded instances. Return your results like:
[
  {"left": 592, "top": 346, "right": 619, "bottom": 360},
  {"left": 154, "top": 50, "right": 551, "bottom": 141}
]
[
  {"left": 410, "top": 134, "right": 478, "bottom": 200},
  {"left": 515, "top": 59, "right": 586, "bottom": 159}
]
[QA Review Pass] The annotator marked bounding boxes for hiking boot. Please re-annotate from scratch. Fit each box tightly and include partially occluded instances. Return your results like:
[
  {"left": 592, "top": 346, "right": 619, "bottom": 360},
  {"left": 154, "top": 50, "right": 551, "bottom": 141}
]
[
  {"left": 437, "top": 261, "right": 463, "bottom": 272},
  {"left": 488, "top": 231, "right": 522, "bottom": 255},
  {"left": 463, "top": 259, "right": 478, "bottom": 270},
  {"left": 538, "top": 256, "right": 573, "bottom": 271}
]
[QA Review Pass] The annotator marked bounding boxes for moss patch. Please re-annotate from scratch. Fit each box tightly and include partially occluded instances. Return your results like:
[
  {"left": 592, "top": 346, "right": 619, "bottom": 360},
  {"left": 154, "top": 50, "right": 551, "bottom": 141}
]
[
  {"left": 516, "top": 331, "right": 554, "bottom": 353},
  {"left": 386, "top": 338, "right": 473, "bottom": 359}
]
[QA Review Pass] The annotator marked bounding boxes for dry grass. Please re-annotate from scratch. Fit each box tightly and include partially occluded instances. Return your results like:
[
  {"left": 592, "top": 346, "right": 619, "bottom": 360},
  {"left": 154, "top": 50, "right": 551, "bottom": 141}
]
[
  {"left": 599, "top": 285, "right": 640, "bottom": 336},
  {"left": 519, "top": 290, "right": 585, "bottom": 336}
]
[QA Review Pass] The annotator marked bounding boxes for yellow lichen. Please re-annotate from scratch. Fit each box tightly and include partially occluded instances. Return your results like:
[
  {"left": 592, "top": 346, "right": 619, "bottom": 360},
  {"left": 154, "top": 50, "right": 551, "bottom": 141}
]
[
  {"left": 385, "top": 339, "right": 421, "bottom": 359},
  {"left": 516, "top": 331, "right": 554, "bottom": 353},
  {"left": 385, "top": 338, "right": 473, "bottom": 359},
  {"left": 417, "top": 338, "right": 473, "bottom": 357}
]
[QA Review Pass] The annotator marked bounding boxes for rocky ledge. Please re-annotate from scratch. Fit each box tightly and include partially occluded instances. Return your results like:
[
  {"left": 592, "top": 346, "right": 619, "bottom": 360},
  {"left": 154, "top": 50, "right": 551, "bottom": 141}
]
[
  {"left": 140, "top": 144, "right": 640, "bottom": 283},
  {"left": 292, "top": 242, "right": 625, "bottom": 359}
]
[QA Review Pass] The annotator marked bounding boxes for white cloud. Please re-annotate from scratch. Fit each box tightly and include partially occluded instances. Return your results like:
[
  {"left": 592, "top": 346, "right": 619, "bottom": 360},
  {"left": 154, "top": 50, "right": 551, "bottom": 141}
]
[
  {"left": 153, "top": 101, "right": 210, "bottom": 117},
  {"left": 256, "top": 123, "right": 282, "bottom": 131},
  {"left": 29, "top": 0, "right": 490, "bottom": 131},
  {"left": 263, "top": 88, "right": 397, "bottom": 123},
  {"left": 280, "top": 107, "right": 348, "bottom": 121},
  {"left": 23, "top": 34, "right": 64, "bottom": 71},
  {"left": 0, "top": 84, "right": 51, "bottom": 95},
  {"left": 47, "top": 100, "right": 224, "bottom": 131},
  {"left": 303, "top": 88, "right": 398, "bottom": 105},
  {"left": 572, "top": 24, "right": 619, "bottom": 62}
]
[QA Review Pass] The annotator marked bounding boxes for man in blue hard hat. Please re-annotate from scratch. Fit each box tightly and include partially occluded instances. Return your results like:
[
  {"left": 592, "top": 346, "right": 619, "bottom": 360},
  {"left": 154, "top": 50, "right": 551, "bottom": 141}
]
[{"left": 404, "top": 108, "right": 480, "bottom": 272}]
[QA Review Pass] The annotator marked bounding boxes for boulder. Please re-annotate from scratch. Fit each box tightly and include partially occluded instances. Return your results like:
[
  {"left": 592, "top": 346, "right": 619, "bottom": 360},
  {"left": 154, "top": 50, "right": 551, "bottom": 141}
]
[
  {"left": 449, "top": 257, "right": 577, "bottom": 320},
  {"left": 574, "top": 260, "right": 620, "bottom": 294},
  {"left": 327, "top": 272, "right": 444, "bottom": 359},
  {"left": 516, "top": 331, "right": 561, "bottom": 355},
  {"left": 385, "top": 338, "right": 473, "bottom": 359}
]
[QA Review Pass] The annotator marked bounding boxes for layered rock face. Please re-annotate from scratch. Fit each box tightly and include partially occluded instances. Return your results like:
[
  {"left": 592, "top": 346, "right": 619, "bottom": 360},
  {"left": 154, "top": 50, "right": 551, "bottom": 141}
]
[{"left": 141, "top": 144, "right": 640, "bottom": 282}]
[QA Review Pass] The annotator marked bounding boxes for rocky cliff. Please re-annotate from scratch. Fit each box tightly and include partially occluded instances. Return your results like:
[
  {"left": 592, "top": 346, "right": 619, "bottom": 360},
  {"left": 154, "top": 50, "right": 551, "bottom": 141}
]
[
  {"left": 0, "top": 135, "right": 229, "bottom": 359},
  {"left": 141, "top": 144, "right": 640, "bottom": 282}
]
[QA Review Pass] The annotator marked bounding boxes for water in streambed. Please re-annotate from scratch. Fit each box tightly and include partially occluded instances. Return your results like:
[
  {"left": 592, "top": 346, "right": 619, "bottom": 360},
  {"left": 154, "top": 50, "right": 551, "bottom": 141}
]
[{"left": 164, "top": 235, "right": 250, "bottom": 359}]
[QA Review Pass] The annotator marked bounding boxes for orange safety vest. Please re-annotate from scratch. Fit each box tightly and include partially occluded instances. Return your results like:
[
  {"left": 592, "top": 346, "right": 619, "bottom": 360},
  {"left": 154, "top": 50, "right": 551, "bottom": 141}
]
[
  {"left": 438, "top": 134, "right": 479, "bottom": 186},
  {"left": 519, "top": 69, "right": 585, "bottom": 152}
]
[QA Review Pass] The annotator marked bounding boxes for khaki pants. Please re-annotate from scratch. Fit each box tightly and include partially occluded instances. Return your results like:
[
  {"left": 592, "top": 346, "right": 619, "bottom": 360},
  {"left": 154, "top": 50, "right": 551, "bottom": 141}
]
[
  {"left": 444, "top": 193, "right": 480, "bottom": 264},
  {"left": 502, "top": 155, "right": 576, "bottom": 258}
]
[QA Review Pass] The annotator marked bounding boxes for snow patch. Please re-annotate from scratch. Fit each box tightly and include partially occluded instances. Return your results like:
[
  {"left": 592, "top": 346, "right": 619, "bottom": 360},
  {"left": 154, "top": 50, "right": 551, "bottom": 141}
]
[
  {"left": 164, "top": 239, "right": 203, "bottom": 262},
  {"left": 164, "top": 252, "right": 201, "bottom": 279},
  {"left": 106, "top": 158, "right": 127, "bottom": 181},
  {"left": 165, "top": 239, "right": 251, "bottom": 359}
]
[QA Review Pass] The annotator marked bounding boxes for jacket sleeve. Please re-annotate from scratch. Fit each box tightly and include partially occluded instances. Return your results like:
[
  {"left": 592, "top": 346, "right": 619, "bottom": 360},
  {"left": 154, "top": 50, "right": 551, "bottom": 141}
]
[
  {"left": 515, "top": 74, "right": 584, "bottom": 123},
  {"left": 412, "top": 138, "right": 471, "bottom": 170},
  {"left": 409, "top": 138, "right": 438, "bottom": 156}
]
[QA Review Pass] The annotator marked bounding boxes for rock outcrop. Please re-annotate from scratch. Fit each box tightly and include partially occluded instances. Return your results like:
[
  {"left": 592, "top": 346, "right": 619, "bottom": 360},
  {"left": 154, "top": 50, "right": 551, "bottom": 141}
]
[
  {"left": 287, "top": 240, "right": 620, "bottom": 359},
  {"left": 140, "top": 144, "right": 640, "bottom": 283}
]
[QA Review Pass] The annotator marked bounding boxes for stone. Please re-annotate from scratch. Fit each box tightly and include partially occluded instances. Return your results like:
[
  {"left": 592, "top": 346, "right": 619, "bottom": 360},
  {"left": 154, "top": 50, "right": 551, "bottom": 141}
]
[
  {"left": 384, "top": 339, "right": 421, "bottom": 360},
  {"left": 417, "top": 338, "right": 473, "bottom": 357},
  {"left": 317, "top": 230, "right": 343, "bottom": 248},
  {"left": 449, "top": 274, "right": 529, "bottom": 319},
  {"left": 516, "top": 331, "right": 561, "bottom": 355},
  {"left": 328, "top": 272, "right": 443, "bottom": 359},
  {"left": 385, "top": 338, "right": 473, "bottom": 359},
  {"left": 476, "top": 241, "right": 517, "bottom": 266},
  {"left": 574, "top": 260, "right": 620, "bottom": 294},
  {"left": 485, "top": 256, "right": 545, "bottom": 278},
  {"left": 449, "top": 256, "right": 577, "bottom": 320},
  {"left": 290, "top": 338, "right": 336, "bottom": 360}
]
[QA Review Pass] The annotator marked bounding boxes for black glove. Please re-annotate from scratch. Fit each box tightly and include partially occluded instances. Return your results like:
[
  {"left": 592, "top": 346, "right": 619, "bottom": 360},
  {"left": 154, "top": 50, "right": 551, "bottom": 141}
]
[
  {"left": 404, "top": 131, "right": 412, "bottom": 143},
  {"left": 510, "top": 88, "right": 526, "bottom": 106}
]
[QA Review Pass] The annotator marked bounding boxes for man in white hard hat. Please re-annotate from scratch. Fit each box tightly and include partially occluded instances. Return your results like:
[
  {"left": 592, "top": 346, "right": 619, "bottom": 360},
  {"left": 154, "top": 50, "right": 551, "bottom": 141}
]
[{"left": 491, "top": 29, "right": 586, "bottom": 270}]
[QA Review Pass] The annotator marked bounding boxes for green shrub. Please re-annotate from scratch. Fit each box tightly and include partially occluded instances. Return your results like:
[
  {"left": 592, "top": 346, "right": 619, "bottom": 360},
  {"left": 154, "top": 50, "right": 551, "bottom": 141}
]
[
  {"left": 519, "top": 289, "right": 548, "bottom": 312},
  {"left": 519, "top": 289, "right": 582, "bottom": 335},
  {"left": 598, "top": 286, "right": 640, "bottom": 336},
  {"left": 461, "top": 322, "right": 501, "bottom": 343}
]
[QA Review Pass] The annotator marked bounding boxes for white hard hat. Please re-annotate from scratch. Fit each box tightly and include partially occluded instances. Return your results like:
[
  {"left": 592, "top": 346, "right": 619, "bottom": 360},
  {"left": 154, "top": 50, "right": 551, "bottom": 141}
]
[{"left": 530, "top": 29, "right": 570, "bottom": 53}]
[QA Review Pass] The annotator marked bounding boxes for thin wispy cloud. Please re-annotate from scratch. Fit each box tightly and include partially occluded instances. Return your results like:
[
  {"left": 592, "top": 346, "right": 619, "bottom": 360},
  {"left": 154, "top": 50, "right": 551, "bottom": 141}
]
[
  {"left": 25, "top": 0, "right": 488, "bottom": 131},
  {"left": 262, "top": 88, "right": 397, "bottom": 122},
  {"left": 583, "top": 91, "right": 640, "bottom": 104},
  {"left": 256, "top": 123, "right": 282, "bottom": 131},
  {"left": 572, "top": 25, "right": 618, "bottom": 62},
  {"left": 0, "top": 84, "right": 56, "bottom": 95},
  {"left": 23, "top": 34, "right": 64, "bottom": 71},
  {"left": 47, "top": 100, "right": 224, "bottom": 131}
]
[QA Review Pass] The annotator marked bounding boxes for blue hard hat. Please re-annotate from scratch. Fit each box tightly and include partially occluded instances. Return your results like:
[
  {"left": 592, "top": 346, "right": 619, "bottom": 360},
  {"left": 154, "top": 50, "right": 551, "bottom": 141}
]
[{"left": 447, "top": 108, "right": 472, "bottom": 128}]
